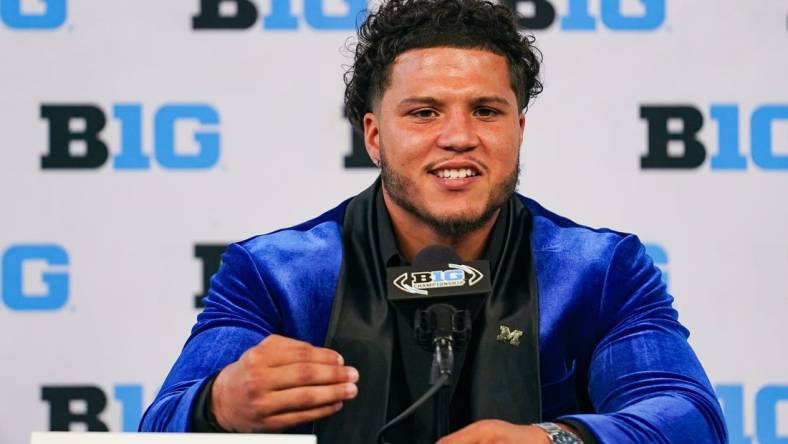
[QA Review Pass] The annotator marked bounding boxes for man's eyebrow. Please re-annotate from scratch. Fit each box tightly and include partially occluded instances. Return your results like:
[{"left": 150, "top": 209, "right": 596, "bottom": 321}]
[
  {"left": 473, "top": 95, "right": 512, "bottom": 107},
  {"left": 396, "top": 96, "right": 514, "bottom": 107},
  {"left": 397, "top": 97, "right": 442, "bottom": 107}
]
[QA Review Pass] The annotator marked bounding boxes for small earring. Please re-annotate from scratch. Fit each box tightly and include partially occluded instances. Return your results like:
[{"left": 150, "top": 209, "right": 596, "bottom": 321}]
[{"left": 373, "top": 158, "right": 380, "bottom": 167}]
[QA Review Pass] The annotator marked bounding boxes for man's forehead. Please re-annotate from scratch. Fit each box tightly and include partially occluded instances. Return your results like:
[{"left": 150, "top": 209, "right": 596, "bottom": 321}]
[
  {"left": 384, "top": 47, "right": 514, "bottom": 100},
  {"left": 391, "top": 46, "right": 508, "bottom": 74}
]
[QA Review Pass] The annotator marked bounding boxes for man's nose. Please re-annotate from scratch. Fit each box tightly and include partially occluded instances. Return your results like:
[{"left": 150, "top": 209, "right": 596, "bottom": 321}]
[{"left": 436, "top": 111, "right": 479, "bottom": 152}]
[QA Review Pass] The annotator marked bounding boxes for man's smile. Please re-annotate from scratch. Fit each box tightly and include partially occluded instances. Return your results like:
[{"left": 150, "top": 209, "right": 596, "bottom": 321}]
[
  {"left": 428, "top": 160, "right": 484, "bottom": 190},
  {"left": 431, "top": 168, "right": 480, "bottom": 179}
]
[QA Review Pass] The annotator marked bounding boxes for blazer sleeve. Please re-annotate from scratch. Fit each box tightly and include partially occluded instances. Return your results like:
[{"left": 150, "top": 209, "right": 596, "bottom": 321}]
[
  {"left": 558, "top": 235, "right": 728, "bottom": 443},
  {"left": 138, "top": 242, "right": 281, "bottom": 432}
]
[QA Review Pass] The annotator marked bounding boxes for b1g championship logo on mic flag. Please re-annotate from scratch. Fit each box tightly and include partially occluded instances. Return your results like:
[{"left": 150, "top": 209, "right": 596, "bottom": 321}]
[{"left": 388, "top": 261, "right": 491, "bottom": 299}]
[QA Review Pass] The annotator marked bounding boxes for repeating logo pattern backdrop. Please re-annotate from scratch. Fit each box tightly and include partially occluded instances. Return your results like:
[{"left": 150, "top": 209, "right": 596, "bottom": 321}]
[{"left": 1, "top": 1, "right": 786, "bottom": 443}]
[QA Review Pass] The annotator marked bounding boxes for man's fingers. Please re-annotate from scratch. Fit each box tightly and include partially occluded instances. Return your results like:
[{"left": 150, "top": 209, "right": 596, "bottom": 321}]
[
  {"left": 266, "top": 345, "right": 344, "bottom": 367},
  {"left": 260, "top": 334, "right": 312, "bottom": 349},
  {"left": 256, "top": 335, "right": 344, "bottom": 367},
  {"left": 258, "top": 383, "right": 358, "bottom": 416},
  {"left": 265, "top": 363, "right": 359, "bottom": 391},
  {"left": 436, "top": 421, "right": 486, "bottom": 444},
  {"left": 256, "top": 402, "right": 343, "bottom": 433}
]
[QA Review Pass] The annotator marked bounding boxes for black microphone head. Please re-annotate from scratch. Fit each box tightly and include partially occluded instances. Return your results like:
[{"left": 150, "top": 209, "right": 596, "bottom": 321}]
[
  {"left": 387, "top": 245, "right": 490, "bottom": 302},
  {"left": 412, "top": 244, "right": 460, "bottom": 268}
]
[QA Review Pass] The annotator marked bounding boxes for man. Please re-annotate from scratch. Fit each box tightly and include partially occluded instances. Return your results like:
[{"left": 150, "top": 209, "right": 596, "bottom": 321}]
[{"left": 140, "top": 0, "right": 728, "bottom": 442}]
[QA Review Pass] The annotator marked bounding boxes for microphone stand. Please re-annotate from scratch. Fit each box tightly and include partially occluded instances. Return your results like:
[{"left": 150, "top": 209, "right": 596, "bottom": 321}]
[
  {"left": 431, "top": 336, "right": 453, "bottom": 438},
  {"left": 415, "top": 303, "right": 471, "bottom": 442}
]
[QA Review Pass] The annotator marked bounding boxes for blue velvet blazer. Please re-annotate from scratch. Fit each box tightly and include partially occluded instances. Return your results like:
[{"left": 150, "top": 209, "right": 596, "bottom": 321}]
[{"left": 140, "top": 195, "right": 728, "bottom": 443}]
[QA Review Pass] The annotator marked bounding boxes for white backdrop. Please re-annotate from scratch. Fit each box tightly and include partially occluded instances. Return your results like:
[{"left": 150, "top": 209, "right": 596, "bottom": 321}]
[{"left": 1, "top": 1, "right": 787, "bottom": 443}]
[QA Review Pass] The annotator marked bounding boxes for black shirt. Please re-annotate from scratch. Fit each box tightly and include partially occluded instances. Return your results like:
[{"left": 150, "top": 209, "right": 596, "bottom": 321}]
[{"left": 376, "top": 190, "right": 507, "bottom": 442}]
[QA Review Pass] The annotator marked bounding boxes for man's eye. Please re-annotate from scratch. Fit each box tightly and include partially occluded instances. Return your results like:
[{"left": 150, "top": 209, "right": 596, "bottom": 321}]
[
  {"left": 411, "top": 109, "right": 437, "bottom": 119},
  {"left": 474, "top": 108, "right": 499, "bottom": 118}
]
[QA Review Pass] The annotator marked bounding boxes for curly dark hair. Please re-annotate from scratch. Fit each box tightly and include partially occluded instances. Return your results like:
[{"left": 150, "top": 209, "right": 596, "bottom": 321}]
[{"left": 344, "top": 0, "right": 542, "bottom": 131}]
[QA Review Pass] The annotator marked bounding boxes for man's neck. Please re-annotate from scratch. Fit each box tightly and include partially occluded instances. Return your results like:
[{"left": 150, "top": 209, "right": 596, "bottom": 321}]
[{"left": 382, "top": 190, "right": 500, "bottom": 262}]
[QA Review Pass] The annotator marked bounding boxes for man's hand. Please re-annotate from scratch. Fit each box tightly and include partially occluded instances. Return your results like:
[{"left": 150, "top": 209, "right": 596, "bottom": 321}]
[
  {"left": 436, "top": 420, "right": 551, "bottom": 444},
  {"left": 210, "top": 334, "right": 359, "bottom": 432}
]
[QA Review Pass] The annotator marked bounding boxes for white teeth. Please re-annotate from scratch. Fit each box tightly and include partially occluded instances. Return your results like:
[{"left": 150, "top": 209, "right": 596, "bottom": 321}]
[{"left": 435, "top": 168, "right": 478, "bottom": 179}]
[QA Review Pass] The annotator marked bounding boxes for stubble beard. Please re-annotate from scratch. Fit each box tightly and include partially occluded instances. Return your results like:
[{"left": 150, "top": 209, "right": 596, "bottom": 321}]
[{"left": 379, "top": 149, "right": 520, "bottom": 240}]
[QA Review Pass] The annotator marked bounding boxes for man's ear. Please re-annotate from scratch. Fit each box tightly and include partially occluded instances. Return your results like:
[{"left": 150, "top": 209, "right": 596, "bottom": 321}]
[
  {"left": 518, "top": 112, "right": 526, "bottom": 146},
  {"left": 363, "top": 112, "right": 381, "bottom": 167}
]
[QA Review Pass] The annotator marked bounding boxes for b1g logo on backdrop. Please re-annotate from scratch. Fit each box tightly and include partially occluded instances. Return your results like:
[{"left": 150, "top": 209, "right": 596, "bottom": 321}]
[
  {"left": 192, "top": 0, "right": 366, "bottom": 30},
  {"left": 193, "top": 243, "right": 227, "bottom": 309},
  {"left": 503, "top": 0, "right": 665, "bottom": 31},
  {"left": 0, "top": 0, "right": 66, "bottom": 29},
  {"left": 41, "top": 384, "right": 145, "bottom": 432},
  {"left": 716, "top": 384, "right": 788, "bottom": 444},
  {"left": 40, "top": 103, "right": 221, "bottom": 171},
  {"left": 1, "top": 244, "right": 69, "bottom": 311},
  {"left": 641, "top": 104, "right": 788, "bottom": 171}
]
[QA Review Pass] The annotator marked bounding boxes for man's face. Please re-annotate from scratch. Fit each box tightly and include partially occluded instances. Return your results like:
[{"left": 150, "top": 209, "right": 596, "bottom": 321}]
[{"left": 363, "top": 47, "right": 525, "bottom": 238}]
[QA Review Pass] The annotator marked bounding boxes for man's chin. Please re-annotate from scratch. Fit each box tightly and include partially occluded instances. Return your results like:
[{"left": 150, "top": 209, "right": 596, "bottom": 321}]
[
  {"left": 420, "top": 209, "right": 500, "bottom": 239},
  {"left": 429, "top": 211, "right": 485, "bottom": 226}
]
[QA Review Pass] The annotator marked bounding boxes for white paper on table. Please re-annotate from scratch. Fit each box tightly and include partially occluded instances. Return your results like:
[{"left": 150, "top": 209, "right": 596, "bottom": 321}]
[{"left": 30, "top": 432, "right": 317, "bottom": 444}]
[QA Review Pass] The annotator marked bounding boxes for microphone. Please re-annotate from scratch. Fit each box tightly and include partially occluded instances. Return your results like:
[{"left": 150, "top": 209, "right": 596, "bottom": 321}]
[
  {"left": 380, "top": 245, "right": 492, "bottom": 443},
  {"left": 387, "top": 245, "right": 491, "bottom": 350},
  {"left": 387, "top": 244, "right": 491, "bottom": 304}
]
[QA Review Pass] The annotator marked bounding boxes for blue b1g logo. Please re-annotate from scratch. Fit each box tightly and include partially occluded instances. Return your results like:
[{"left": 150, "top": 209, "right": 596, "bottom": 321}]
[
  {"left": 41, "top": 384, "right": 145, "bottom": 432},
  {"left": 40, "top": 103, "right": 221, "bottom": 170},
  {"left": 503, "top": 0, "right": 665, "bottom": 31},
  {"left": 0, "top": 0, "right": 66, "bottom": 29},
  {"left": 641, "top": 104, "right": 788, "bottom": 171},
  {"left": 192, "top": 0, "right": 366, "bottom": 30},
  {"left": 717, "top": 384, "right": 788, "bottom": 444},
  {"left": 1, "top": 244, "right": 69, "bottom": 311},
  {"left": 561, "top": 0, "right": 665, "bottom": 30}
]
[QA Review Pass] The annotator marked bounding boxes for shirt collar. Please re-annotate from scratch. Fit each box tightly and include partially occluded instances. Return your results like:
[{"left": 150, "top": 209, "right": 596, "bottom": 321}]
[{"left": 375, "top": 189, "right": 405, "bottom": 267}]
